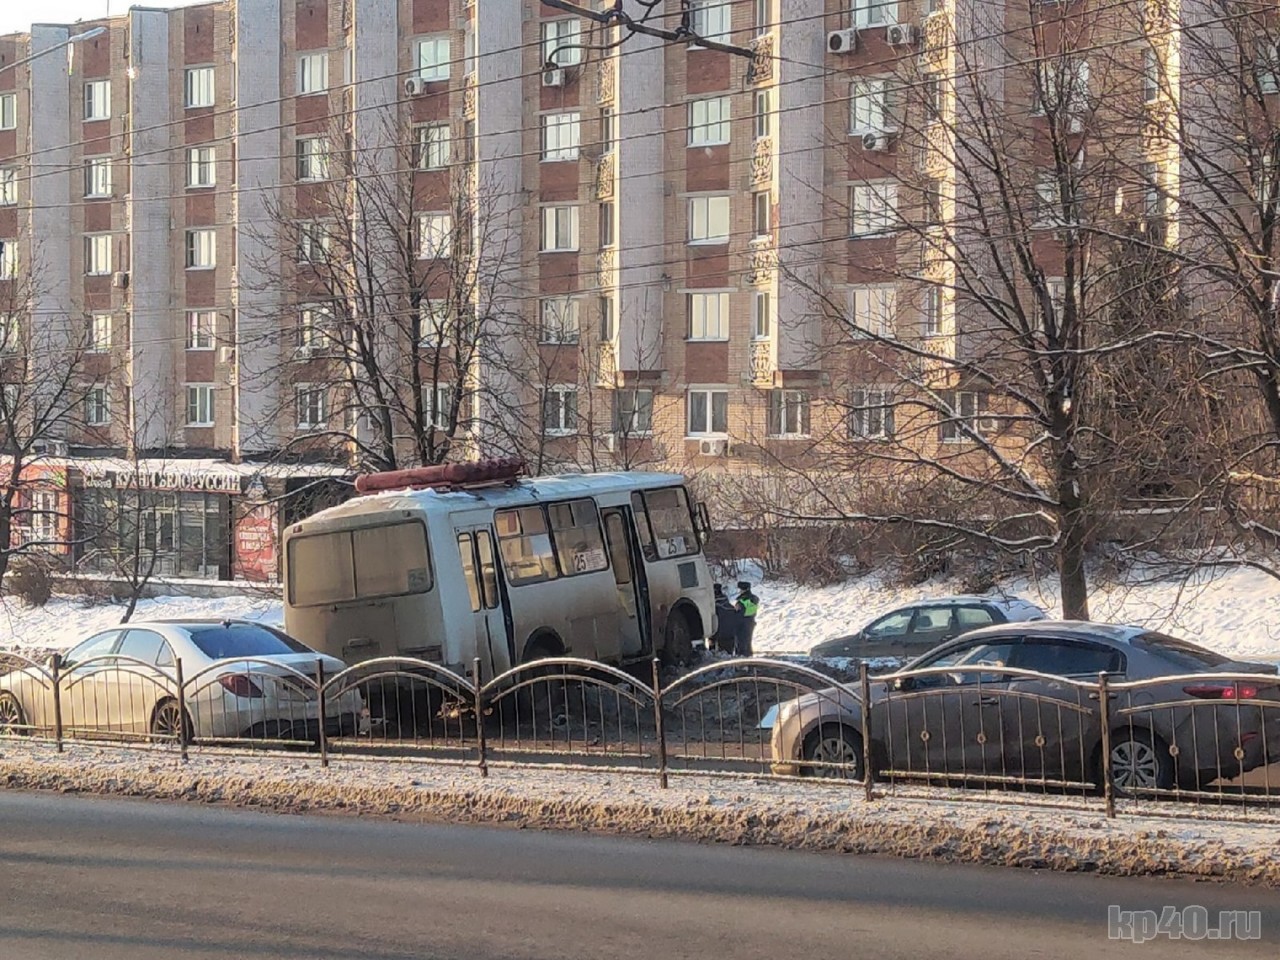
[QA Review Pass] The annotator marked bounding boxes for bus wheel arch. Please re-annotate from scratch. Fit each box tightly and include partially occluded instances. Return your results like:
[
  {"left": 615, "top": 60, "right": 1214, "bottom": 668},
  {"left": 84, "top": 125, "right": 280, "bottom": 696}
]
[
  {"left": 661, "top": 603, "right": 701, "bottom": 668},
  {"left": 521, "top": 630, "right": 565, "bottom": 664}
]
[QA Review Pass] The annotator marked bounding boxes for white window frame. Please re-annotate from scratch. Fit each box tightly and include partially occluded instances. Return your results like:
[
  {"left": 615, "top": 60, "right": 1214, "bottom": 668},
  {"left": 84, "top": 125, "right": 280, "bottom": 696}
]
[
  {"left": 298, "top": 303, "right": 336, "bottom": 351},
  {"left": 849, "top": 77, "right": 892, "bottom": 135},
  {"left": 1143, "top": 48, "right": 1160, "bottom": 103},
  {"left": 84, "top": 157, "right": 112, "bottom": 198},
  {"left": 541, "top": 205, "right": 580, "bottom": 253},
  {"left": 687, "top": 386, "right": 729, "bottom": 438},
  {"left": 939, "top": 390, "right": 994, "bottom": 443},
  {"left": 296, "top": 137, "right": 331, "bottom": 181},
  {"left": 186, "top": 384, "right": 216, "bottom": 427},
  {"left": 185, "top": 228, "right": 217, "bottom": 270},
  {"left": 542, "top": 384, "right": 579, "bottom": 436},
  {"left": 187, "top": 146, "right": 216, "bottom": 188},
  {"left": 849, "top": 284, "right": 897, "bottom": 339},
  {"left": 0, "top": 93, "right": 15, "bottom": 131},
  {"left": 688, "top": 96, "right": 731, "bottom": 146},
  {"left": 185, "top": 66, "right": 215, "bottom": 109},
  {"left": 297, "top": 221, "right": 331, "bottom": 264},
  {"left": 422, "top": 382, "right": 456, "bottom": 430},
  {"left": 687, "top": 291, "right": 729, "bottom": 341},
  {"left": 922, "top": 284, "right": 944, "bottom": 337},
  {"left": 541, "top": 112, "right": 582, "bottom": 162},
  {"left": 613, "top": 388, "right": 654, "bottom": 435},
  {"left": 849, "top": 182, "right": 898, "bottom": 236},
  {"left": 29, "top": 489, "right": 58, "bottom": 544},
  {"left": 84, "top": 234, "right": 113, "bottom": 276},
  {"left": 542, "top": 19, "right": 583, "bottom": 67},
  {"left": 1035, "top": 173, "right": 1062, "bottom": 226},
  {"left": 752, "top": 290, "right": 772, "bottom": 340},
  {"left": 687, "top": 195, "right": 731, "bottom": 245},
  {"left": 0, "top": 240, "right": 15, "bottom": 279},
  {"left": 853, "top": 0, "right": 899, "bottom": 28},
  {"left": 753, "top": 89, "right": 771, "bottom": 139},
  {"left": 1259, "top": 43, "right": 1280, "bottom": 95},
  {"left": 418, "top": 212, "right": 453, "bottom": 259},
  {"left": 540, "top": 297, "right": 581, "bottom": 344},
  {"left": 0, "top": 313, "right": 18, "bottom": 354},
  {"left": 295, "top": 384, "right": 328, "bottom": 430},
  {"left": 187, "top": 310, "right": 216, "bottom": 350},
  {"left": 849, "top": 386, "right": 895, "bottom": 440},
  {"left": 689, "top": 1, "right": 732, "bottom": 44},
  {"left": 85, "top": 385, "right": 110, "bottom": 426},
  {"left": 298, "top": 52, "right": 329, "bottom": 95},
  {"left": 415, "top": 35, "right": 451, "bottom": 82},
  {"left": 83, "top": 80, "right": 111, "bottom": 122},
  {"left": 419, "top": 300, "right": 450, "bottom": 347},
  {"left": 417, "top": 123, "right": 451, "bottom": 170},
  {"left": 1034, "top": 59, "right": 1090, "bottom": 116},
  {"left": 89, "top": 313, "right": 112, "bottom": 353},
  {"left": 768, "top": 388, "right": 811, "bottom": 439},
  {"left": 0, "top": 167, "right": 15, "bottom": 206}
]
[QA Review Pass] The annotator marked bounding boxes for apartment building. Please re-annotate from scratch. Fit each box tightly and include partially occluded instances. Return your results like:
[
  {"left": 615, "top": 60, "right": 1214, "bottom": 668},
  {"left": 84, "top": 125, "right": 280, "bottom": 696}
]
[{"left": 0, "top": 0, "right": 1202, "bottom": 575}]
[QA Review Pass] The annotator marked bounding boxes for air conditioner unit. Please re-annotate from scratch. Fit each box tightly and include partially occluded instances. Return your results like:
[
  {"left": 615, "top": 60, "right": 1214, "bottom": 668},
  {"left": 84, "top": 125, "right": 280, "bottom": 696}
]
[
  {"left": 542, "top": 68, "right": 565, "bottom": 88},
  {"left": 1067, "top": 115, "right": 1083, "bottom": 134},
  {"left": 698, "top": 438, "right": 728, "bottom": 457},
  {"left": 885, "top": 23, "right": 918, "bottom": 45},
  {"left": 595, "top": 433, "right": 616, "bottom": 453},
  {"left": 404, "top": 76, "right": 426, "bottom": 97},
  {"left": 295, "top": 344, "right": 315, "bottom": 359},
  {"left": 827, "top": 29, "right": 857, "bottom": 54},
  {"left": 979, "top": 416, "right": 1000, "bottom": 435},
  {"left": 218, "top": 346, "right": 235, "bottom": 364},
  {"left": 111, "top": 271, "right": 129, "bottom": 289},
  {"left": 861, "top": 132, "right": 890, "bottom": 151}
]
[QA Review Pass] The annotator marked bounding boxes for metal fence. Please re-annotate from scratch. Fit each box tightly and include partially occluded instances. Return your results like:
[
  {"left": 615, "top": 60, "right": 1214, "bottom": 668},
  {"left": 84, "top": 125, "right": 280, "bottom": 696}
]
[{"left": 0, "top": 650, "right": 1277, "bottom": 820}]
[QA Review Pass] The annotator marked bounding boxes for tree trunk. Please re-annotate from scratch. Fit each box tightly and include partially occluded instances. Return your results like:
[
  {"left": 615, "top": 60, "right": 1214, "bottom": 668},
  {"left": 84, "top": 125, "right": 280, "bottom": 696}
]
[{"left": 1057, "top": 501, "right": 1090, "bottom": 621}]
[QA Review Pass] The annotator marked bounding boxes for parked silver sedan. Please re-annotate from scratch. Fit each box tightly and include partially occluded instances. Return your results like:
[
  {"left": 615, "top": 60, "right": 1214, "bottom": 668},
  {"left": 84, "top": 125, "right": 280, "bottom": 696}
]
[{"left": 0, "top": 619, "right": 363, "bottom": 742}]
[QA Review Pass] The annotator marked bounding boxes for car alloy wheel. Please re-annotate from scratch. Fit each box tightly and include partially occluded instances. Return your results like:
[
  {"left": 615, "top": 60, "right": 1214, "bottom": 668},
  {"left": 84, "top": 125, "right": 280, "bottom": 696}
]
[
  {"left": 0, "top": 692, "right": 26, "bottom": 734},
  {"left": 803, "top": 725, "right": 864, "bottom": 780},
  {"left": 1110, "top": 738, "right": 1161, "bottom": 792},
  {"left": 150, "top": 700, "right": 188, "bottom": 743}
]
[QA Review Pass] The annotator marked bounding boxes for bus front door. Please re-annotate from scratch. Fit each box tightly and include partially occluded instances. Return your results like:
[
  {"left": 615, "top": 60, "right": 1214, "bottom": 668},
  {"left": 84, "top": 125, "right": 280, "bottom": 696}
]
[
  {"left": 456, "top": 528, "right": 511, "bottom": 682},
  {"left": 601, "top": 507, "right": 648, "bottom": 659}
]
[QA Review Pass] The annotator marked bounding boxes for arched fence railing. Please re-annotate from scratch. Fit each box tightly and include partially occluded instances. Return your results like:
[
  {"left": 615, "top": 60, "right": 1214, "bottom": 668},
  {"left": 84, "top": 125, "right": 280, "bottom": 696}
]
[{"left": 1, "top": 650, "right": 1278, "bottom": 820}]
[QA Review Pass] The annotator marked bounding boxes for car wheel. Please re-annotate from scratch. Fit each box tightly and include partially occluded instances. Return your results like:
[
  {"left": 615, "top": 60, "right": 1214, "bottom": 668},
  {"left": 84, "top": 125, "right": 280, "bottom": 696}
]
[
  {"left": 661, "top": 612, "right": 696, "bottom": 668},
  {"left": 0, "top": 692, "right": 27, "bottom": 735},
  {"left": 1108, "top": 728, "right": 1174, "bottom": 795},
  {"left": 149, "top": 699, "right": 192, "bottom": 744},
  {"left": 802, "top": 723, "right": 866, "bottom": 780}
]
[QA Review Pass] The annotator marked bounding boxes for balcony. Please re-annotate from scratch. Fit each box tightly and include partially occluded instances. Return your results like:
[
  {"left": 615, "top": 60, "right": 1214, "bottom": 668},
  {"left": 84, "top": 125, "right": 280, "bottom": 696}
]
[
  {"left": 594, "top": 339, "right": 618, "bottom": 387},
  {"left": 597, "top": 58, "right": 616, "bottom": 106},
  {"left": 748, "top": 34, "right": 774, "bottom": 85},
  {"left": 596, "top": 246, "right": 617, "bottom": 286},
  {"left": 747, "top": 236, "right": 776, "bottom": 285},
  {"left": 750, "top": 136, "right": 773, "bottom": 187},
  {"left": 595, "top": 151, "right": 616, "bottom": 201},
  {"left": 749, "top": 339, "right": 774, "bottom": 386},
  {"left": 920, "top": 12, "right": 951, "bottom": 69}
]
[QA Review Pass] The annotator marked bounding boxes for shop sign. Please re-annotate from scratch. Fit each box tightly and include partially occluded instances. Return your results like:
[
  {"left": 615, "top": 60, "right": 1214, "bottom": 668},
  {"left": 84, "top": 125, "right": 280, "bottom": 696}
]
[{"left": 80, "top": 465, "right": 243, "bottom": 494}]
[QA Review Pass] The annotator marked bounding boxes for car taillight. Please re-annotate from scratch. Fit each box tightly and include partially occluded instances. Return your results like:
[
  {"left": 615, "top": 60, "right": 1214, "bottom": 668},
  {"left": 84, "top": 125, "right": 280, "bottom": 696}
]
[
  {"left": 1183, "top": 683, "right": 1259, "bottom": 700},
  {"left": 218, "top": 674, "right": 265, "bottom": 699}
]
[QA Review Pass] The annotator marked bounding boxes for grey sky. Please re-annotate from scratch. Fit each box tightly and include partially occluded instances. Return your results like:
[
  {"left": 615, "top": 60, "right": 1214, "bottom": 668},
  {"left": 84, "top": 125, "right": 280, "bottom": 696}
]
[{"left": 2, "top": 1, "right": 211, "bottom": 36}]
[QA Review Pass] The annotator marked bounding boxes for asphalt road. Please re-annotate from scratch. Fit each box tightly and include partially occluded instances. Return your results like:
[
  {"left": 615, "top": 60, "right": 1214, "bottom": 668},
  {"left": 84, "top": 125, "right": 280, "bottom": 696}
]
[{"left": 0, "top": 792, "right": 1274, "bottom": 959}]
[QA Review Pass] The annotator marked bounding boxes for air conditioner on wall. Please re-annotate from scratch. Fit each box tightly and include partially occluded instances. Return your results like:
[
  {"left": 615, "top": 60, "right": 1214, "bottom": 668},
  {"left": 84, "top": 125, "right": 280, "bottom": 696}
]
[
  {"left": 827, "top": 29, "right": 857, "bottom": 54},
  {"left": 698, "top": 438, "right": 728, "bottom": 457},
  {"left": 862, "top": 132, "right": 890, "bottom": 151},
  {"left": 111, "top": 271, "right": 129, "bottom": 289},
  {"left": 404, "top": 76, "right": 426, "bottom": 97},
  {"left": 542, "top": 67, "right": 566, "bottom": 88},
  {"left": 595, "top": 433, "right": 616, "bottom": 453},
  {"left": 886, "top": 23, "right": 918, "bottom": 45}
]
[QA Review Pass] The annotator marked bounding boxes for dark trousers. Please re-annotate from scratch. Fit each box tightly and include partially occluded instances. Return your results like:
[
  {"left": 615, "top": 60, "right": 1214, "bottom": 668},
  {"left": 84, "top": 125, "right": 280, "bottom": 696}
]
[{"left": 734, "top": 618, "right": 756, "bottom": 657}]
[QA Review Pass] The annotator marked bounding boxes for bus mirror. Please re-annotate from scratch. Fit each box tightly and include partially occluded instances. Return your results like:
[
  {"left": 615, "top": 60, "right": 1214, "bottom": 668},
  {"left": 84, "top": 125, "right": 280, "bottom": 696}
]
[{"left": 696, "top": 502, "right": 712, "bottom": 541}]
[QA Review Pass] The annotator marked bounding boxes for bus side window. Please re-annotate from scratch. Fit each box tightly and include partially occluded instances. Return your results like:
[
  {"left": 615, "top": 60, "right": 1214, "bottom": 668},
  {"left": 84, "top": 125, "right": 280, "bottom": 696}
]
[
  {"left": 475, "top": 530, "right": 500, "bottom": 610},
  {"left": 548, "top": 498, "right": 609, "bottom": 576},
  {"left": 630, "top": 492, "right": 658, "bottom": 562},
  {"left": 495, "top": 506, "right": 559, "bottom": 585},
  {"left": 604, "top": 513, "right": 632, "bottom": 585},
  {"left": 457, "top": 533, "right": 482, "bottom": 613}
]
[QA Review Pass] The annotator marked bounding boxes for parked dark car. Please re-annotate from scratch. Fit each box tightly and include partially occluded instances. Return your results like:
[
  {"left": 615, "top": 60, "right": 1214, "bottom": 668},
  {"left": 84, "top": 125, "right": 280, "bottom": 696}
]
[
  {"left": 807, "top": 596, "right": 1046, "bottom": 661},
  {"left": 771, "top": 621, "right": 1280, "bottom": 793}
]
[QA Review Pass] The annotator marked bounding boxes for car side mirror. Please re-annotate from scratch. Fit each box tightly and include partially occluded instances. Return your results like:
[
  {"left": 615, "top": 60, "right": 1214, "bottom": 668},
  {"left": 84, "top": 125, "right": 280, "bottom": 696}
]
[{"left": 895, "top": 676, "right": 915, "bottom": 692}]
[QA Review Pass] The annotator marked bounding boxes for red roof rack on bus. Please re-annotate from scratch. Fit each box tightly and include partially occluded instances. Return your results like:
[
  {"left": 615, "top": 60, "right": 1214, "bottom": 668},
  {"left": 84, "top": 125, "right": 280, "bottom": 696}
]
[{"left": 353, "top": 458, "right": 527, "bottom": 495}]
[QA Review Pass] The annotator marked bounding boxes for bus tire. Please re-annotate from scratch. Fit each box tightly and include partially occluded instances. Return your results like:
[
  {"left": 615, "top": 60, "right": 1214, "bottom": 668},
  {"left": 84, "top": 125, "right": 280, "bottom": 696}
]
[
  {"left": 661, "top": 610, "right": 697, "bottom": 669},
  {"left": 518, "top": 635, "right": 567, "bottom": 727}
]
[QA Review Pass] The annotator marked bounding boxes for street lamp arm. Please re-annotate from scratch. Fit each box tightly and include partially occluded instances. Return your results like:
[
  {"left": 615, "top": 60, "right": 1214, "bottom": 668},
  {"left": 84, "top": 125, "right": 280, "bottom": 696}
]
[{"left": 0, "top": 26, "right": 107, "bottom": 77}]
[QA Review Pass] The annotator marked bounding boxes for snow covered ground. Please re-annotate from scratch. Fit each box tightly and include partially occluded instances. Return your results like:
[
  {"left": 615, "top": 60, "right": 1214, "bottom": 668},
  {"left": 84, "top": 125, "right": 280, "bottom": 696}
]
[{"left": 0, "top": 561, "right": 1278, "bottom": 664}]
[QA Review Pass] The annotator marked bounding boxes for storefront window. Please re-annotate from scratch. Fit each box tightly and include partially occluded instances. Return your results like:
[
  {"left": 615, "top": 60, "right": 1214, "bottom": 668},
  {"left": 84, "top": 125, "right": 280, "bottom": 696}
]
[{"left": 77, "top": 488, "right": 228, "bottom": 579}]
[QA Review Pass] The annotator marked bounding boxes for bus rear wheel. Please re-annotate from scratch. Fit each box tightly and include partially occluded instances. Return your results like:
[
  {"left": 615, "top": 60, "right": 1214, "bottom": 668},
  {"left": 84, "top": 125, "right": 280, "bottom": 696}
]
[
  {"left": 517, "top": 638, "right": 568, "bottom": 730},
  {"left": 661, "top": 612, "right": 697, "bottom": 669}
]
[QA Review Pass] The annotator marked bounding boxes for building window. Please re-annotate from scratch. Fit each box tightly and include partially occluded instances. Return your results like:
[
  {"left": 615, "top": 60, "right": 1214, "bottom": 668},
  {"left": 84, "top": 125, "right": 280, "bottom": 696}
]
[
  {"left": 688, "top": 96, "right": 730, "bottom": 146},
  {"left": 415, "top": 35, "right": 450, "bottom": 81},
  {"left": 849, "top": 77, "right": 892, "bottom": 134},
  {"left": 85, "top": 385, "right": 109, "bottom": 426},
  {"left": 1143, "top": 48, "right": 1160, "bottom": 103},
  {"left": 0, "top": 314, "right": 18, "bottom": 354},
  {"left": 29, "top": 489, "right": 58, "bottom": 544},
  {"left": 768, "top": 389, "right": 810, "bottom": 438},
  {"left": 296, "top": 137, "right": 330, "bottom": 181},
  {"left": 689, "top": 1, "right": 732, "bottom": 43},
  {"left": 0, "top": 240, "right": 15, "bottom": 279},
  {"left": 687, "top": 291, "right": 729, "bottom": 341},
  {"left": 849, "top": 284, "right": 897, "bottom": 339},
  {"left": 939, "top": 390, "right": 992, "bottom": 442},
  {"left": 542, "top": 19, "right": 582, "bottom": 67},
  {"left": 923, "top": 75, "right": 943, "bottom": 122},
  {"left": 422, "top": 383, "right": 455, "bottom": 430},
  {"left": 419, "top": 300, "right": 450, "bottom": 347},
  {"left": 296, "top": 385, "right": 328, "bottom": 429},
  {"left": 0, "top": 168, "right": 15, "bottom": 206},
  {"left": 754, "top": 0, "right": 770, "bottom": 35},
  {"left": 688, "top": 195, "right": 730, "bottom": 244},
  {"left": 89, "top": 313, "right": 112, "bottom": 353},
  {"left": 186, "top": 228, "right": 216, "bottom": 270},
  {"left": 752, "top": 291, "right": 772, "bottom": 340},
  {"left": 187, "top": 310, "right": 216, "bottom": 350},
  {"left": 186, "top": 385, "right": 215, "bottom": 426},
  {"left": 752, "top": 191, "right": 771, "bottom": 237},
  {"left": 613, "top": 388, "right": 654, "bottom": 435},
  {"left": 853, "top": 0, "right": 898, "bottom": 28},
  {"left": 540, "top": 297, "right": 581, "bottom": 344},
  {"left": 541, "top": 112, "right": 581, "bottom": 161},
  {"left": 298, "top": 52, "right": 329, "bottom": 95},
  {"left": 0, "top": 93, "right": 15, "bottom": 131},
  {"left": 598, "top": 295, "right": 616, "bottom": 341},
  {"left": 601, "top": 106, "right": 616, "bottom": 152},
  {"left": 1035, "top": 59, "right": 1090, "bottom": 117},
  {"left": 1257, "top": 42, "right": 1280, "bottom": 94},
  {"left": 687, "top": 388, "right": 729, "bottom": 436},
  {"left": 922, "top": 285, "right": 943, "bottom": 336},
  {"left": 298, "top": 303, "right": 336, "bottom": 351},
  {"left": 849, "top": 183, "right": 897, "bottom": 236},
  {"left": 84, "top": 157, "right": 112, "bottom": 198},
  {"left": 924, "top": 180, "right": 943, "bottom": 225},
  {"left": 599, "top": 201, "right": 616, "bottom": 248},
  {"left": 83, "top": 80, "right": 111, "bottom": 121},
  {"left": 185, "top": 66, "right": 215, "bottom": 108},
  {"left": 417, "top": 123, "right": 451, "bottom": 169},
  {"left": 185, "top": 146, "right": 216, "bottom": 188},
  {"left": 849, "top": 387, "right": 894, "bottom": 440},
  {"left": 754, "top": 89, "right": 771, "bottom": 139},
  {"left": 84, "top": 234, "right": 113, "bottom": 276},
  {"left": 418, "top": 212, "right": 453, "bottom": 259},
  {"left": 541, "top": 205, "right": 580, "bottom": 252},
  {"left": 297, "top": 221, "right": 331, "bottom": 264},
  {"left": 542, "top": 385, "right": 578, "bottom": 436}
]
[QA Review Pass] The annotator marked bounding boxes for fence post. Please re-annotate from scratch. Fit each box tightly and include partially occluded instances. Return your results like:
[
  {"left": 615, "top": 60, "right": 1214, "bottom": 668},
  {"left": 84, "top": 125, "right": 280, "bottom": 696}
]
[
  {"left": 860, "top": 660, "right": 874, "bottom": 802},
  {"left": 50, "top": 653, "right": 63, "bottom": 753},
  {"left": 174, "top": 658, "right": 188, "bottom": 764},
  {"left": 651, "top": 658, "right": 668, "bottom": 789},
  {"left": 316, "top": 658, "right": 329, "bottom": 769},
  {"left": 1098, "top": 671, "right": 1114, "bottom": 819},
  {"left": 473, "top": 658, "right": 488, "bottom": 778}
]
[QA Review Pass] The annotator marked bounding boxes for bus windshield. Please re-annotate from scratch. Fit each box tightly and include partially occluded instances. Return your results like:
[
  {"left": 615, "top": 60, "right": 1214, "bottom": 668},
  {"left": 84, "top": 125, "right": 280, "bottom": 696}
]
[
  {"left": 287, "top": 520, "right": 433, "bottom": 607},
  {"left": 637, "top": 487, "right": 699, "bottom": 560}
]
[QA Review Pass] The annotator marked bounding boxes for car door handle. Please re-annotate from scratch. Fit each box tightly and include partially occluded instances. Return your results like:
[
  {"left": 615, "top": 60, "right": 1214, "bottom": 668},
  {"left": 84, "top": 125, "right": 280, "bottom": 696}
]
[
  {"left": 1087, "top": 692, "right": 1118, "bottom": 701},
  {"left": 972, "top": 696, "right": 999, "bottom": 707}
]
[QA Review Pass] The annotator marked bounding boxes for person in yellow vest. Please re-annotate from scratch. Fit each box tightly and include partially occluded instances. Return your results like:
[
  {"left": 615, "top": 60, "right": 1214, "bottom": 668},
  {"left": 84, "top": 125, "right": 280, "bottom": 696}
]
[{"left": 733, "top": 581, "right": 760, "bottom": 657}]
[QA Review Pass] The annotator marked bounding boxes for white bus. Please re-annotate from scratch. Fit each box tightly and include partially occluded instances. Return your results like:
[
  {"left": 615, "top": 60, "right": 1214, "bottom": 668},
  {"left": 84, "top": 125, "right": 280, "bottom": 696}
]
[{"left": 281, "top": 463, "right": 717, "bottom": 686}]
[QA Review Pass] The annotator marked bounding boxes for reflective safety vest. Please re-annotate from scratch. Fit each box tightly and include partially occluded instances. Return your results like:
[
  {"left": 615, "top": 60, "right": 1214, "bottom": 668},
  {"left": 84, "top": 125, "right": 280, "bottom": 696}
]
[{"left": 738, "top": 595, "right": 760, "bottom": 619}]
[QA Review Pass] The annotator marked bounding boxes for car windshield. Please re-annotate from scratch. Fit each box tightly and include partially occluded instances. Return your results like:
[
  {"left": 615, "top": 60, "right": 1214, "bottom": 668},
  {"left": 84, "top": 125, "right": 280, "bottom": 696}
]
[
  {"left": 1130, "top": 631, "right": 1229, "bottom": 670},
  {"left": 183, "top": 624, "right": 310, "bottom": 660}
]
